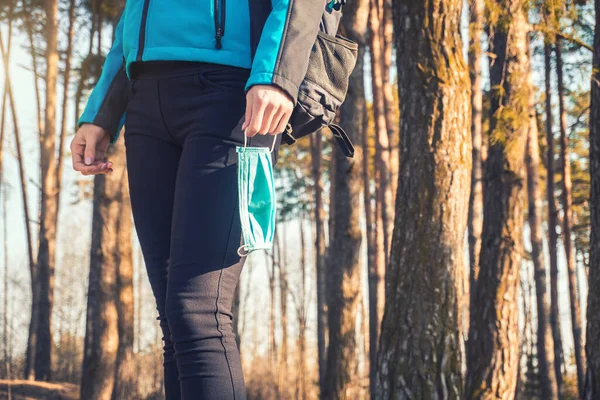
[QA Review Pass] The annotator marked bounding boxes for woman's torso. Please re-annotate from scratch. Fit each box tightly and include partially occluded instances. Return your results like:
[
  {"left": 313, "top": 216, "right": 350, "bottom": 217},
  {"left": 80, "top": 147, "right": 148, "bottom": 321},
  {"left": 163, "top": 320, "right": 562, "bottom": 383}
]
[{"left": 121, "top": 0, "right": 263, "bottom": 75}]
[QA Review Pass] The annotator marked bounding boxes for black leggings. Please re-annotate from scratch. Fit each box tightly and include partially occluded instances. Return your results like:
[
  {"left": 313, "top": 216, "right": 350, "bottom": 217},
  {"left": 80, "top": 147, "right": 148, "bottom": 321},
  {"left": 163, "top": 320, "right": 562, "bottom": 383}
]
[{"left": 124, "top": 61, "right": 281, "bottom": 400}]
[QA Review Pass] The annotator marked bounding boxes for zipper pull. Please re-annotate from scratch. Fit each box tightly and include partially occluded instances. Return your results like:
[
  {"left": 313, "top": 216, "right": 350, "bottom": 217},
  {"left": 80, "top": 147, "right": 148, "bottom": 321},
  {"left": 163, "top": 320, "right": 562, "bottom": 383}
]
[{"left": 215, "top": 28, "right": 223, "bottom": 49}]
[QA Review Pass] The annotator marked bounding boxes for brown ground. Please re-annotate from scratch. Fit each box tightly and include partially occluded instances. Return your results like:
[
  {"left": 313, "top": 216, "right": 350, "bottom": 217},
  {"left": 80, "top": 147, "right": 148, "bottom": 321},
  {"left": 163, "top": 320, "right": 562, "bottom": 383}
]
[{"left": 0, "top": 380, "right": 78, "bottom": 400}]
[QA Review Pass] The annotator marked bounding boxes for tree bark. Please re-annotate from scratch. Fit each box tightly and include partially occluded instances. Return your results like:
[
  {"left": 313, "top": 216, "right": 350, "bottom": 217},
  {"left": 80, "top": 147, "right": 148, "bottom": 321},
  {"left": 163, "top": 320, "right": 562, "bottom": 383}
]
[
  {"left": 296, "top": 217, "right": 308, "bottom": 400},
  {"left": 80, "top": 145, "right": 124, "bottom": 400},
  {"left": 468, "top": 0, "right": 484, "bottom": 329},
  {"left": 35, "top": 0, "right": 60, "bottom": 381},
  {"left": 380, "top": 0, "right": 399, "bottom": 204},
  {"left": 525, "top": 88, "right": 559, "bottom": 399},
  {"left": 277, "top": 231, "right": 288, "bottom": 391},
  {"left": 556, "top": 37, "right": 586, "bottom": 396},
  {"left": 363, "top": 106, "right": 379, "bottom": 400},
  {"left": 544, "top": 40, "right": 565, "bottom": 390},
  {"left": 309, "top": 131, "right": 328, "bottom": 392},
  {"left": 55, "top": 0, "right": 77, "bottom": 218},
  {"left": 466, "top": 1, "right": 530, "bottom": 398},
  {"left": 111, "top": 143, "right": 135, "bottom": 399},
  {"left": 584, "top": 0, "right": 600, "bottom": 396},
  {"left": 369, "top": 0, "right": 393, "bottom": 271},
  {"left": 376, "top": 0, "right": 470, "bottom": 398},
  {"left": 2, "top": 177, "right": 10, "bottom": 384},
  {"left": 322, "top": 1, "right": 367, "bottom": 398}
]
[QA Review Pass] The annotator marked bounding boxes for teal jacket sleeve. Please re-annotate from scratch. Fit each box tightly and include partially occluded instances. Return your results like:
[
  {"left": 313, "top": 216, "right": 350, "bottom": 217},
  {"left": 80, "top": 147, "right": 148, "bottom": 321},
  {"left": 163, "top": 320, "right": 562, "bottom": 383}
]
[
  {"left": 245, "top": 0, "right": 324, "bottom": 105},
  {"left": 78, "top": 12, "right": 129, "bottom": 144}
]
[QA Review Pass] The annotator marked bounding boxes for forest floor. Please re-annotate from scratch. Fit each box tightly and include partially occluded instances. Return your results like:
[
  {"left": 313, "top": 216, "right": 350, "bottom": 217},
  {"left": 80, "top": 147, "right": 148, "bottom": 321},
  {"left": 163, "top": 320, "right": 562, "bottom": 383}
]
[{"left": 0, "top": 380, "right": 78, "bottom": 400}]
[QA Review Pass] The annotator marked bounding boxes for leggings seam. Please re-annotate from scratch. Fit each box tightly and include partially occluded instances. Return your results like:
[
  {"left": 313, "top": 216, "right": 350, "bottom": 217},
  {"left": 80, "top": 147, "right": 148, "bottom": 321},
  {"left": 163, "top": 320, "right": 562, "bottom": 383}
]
[
  {"left": 215, "top": 206, "right": 238, "bottom": 399},
  {"left": 156, "top": 80, "right": 179, "bottom": 144}
]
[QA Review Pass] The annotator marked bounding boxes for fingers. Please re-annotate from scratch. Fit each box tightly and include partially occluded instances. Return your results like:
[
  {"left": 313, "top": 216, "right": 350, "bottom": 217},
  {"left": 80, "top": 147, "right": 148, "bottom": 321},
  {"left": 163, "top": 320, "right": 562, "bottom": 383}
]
[
  {"left": 245, "top": 94, "right": 267, "bottom": 137},
  {"left": 70, "top": 135, "right": 113, "bottom": 176},
  {"left": 84, "top": 134, "right": 99, "bottom": 166},
  {"left": 272, "top": 108, "right": 289, "bottom": 136},
  {"left": 259, "top": 103, "right": 278, "bottom": 135}
]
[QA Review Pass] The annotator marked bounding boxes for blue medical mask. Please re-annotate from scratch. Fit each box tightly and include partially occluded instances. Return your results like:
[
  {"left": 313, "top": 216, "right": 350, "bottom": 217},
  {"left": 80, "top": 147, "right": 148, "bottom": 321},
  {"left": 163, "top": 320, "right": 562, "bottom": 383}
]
[{"left": 236, "top": 135, "right": 277, "bottom": 257}]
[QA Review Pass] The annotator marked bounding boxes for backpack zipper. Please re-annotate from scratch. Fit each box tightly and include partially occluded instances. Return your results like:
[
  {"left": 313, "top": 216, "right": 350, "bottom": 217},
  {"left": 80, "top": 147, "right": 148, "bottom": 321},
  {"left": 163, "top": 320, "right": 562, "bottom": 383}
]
[
  {"left": 136, "top": 0, "right": 151, "bottom": 61},
  {"left": 214, "top": 0, "right": 226, "bottom": 49}
]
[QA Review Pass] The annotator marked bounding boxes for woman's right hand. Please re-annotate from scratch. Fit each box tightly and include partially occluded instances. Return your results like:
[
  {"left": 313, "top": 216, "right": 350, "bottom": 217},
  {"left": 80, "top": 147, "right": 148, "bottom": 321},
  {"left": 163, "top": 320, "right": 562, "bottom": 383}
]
[{"left": 70, "top": 123, "right": 113, "bottom": 175}]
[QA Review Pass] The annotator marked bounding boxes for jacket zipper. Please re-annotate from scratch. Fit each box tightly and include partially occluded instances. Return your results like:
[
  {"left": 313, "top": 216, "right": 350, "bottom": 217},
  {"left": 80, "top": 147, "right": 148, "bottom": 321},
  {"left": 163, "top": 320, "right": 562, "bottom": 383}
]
[
  {"left": 214, "top": 0, "right": 226, "bottom": 49},
  {"left": 136, "top": 0, "right": 151, "bottom": 61}
]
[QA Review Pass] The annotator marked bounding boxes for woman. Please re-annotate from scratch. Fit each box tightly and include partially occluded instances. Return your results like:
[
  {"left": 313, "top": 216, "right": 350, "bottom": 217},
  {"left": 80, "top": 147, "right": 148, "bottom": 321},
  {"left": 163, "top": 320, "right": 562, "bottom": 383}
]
[{"left": 70, "top": 1, "right": 325, "bottom": 399}]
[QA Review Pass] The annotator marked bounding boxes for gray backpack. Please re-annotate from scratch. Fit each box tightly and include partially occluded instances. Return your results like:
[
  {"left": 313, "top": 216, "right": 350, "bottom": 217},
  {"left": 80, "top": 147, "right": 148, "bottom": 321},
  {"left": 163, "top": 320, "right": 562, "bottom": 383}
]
[{"left": 282, "top": 2, "right": 358, "bottom": 158}]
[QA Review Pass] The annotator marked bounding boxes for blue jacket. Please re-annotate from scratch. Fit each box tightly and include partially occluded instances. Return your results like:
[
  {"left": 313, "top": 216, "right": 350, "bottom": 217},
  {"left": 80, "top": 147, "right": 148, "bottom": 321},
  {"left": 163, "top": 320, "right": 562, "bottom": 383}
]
[{"left": 79, "top": 0, "right": 327, "bottom": 143}]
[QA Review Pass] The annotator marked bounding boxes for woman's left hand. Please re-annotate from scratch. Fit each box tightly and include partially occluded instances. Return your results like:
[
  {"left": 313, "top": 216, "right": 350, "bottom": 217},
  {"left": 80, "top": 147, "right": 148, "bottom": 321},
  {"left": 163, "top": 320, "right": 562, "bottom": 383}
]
[{"left": 242, "top": 85, "right": 293, "bottom": 137}]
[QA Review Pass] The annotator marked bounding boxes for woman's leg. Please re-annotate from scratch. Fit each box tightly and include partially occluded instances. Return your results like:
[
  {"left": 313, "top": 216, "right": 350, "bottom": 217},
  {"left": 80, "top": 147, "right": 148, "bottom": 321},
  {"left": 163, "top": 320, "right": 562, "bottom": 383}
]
[
  {"left": 124, "top": 77, "right": 182, "bottom": 399},
  {"left": 158, "top": 66, "right": 263, "bottom": 400}
]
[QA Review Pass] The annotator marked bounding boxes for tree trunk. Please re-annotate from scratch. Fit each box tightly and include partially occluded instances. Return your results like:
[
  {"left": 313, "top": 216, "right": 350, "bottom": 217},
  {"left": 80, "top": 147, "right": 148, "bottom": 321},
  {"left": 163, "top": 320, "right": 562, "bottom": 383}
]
[
  {"left": 585, "top": 0, "right": 600, "bottom": 396},
  {"left": 268, "top": 235, "right": 277, "bottom": 365},
  {"left": 2, "top": 178, "right": 10, "bottom": 384},
  {"left": 112, "top": 143, "right": 135, "bottom": 399},
  {"left": 380, "top": 0, "right": 399, "bottom": 204},
  {"left": 363, "top": 106, "right": 379, "bottom": 400},
  {"left": 556, "top": 37, "right": 586, "bottom": 396},
  {"left": 369, "top": 0, "right": 393, "bottom": 271},
  {"left": 0, "top": 29, "right": 37, "bottom": 382},
  {"left": 55, "top": 0, "right": 77, "bottom": 216},
  {"left": 466, "top": 1, "right": 529, "bottom": 398},
  {"left": 525, "top": 88, "right": 559, "bottom": 399},
  {"left": 309, "top": 131, "right": 328, "bottom": 392},
  {"left": 277, "top": 231, "right": 288, "bottom": 391},
  {"left": 296, "top": 217, "right": 307, "bottom": 400},
  {"left": 322, "top": 2, "right": 367, "bottom": 398},
  {"left": 544, "top": 41, "right": 565, "bottom": 390},
  {"left": 80, "top": 145, "right": 124, "bottom": 400},
  {"left": 35, "top": 0, "right": 60, "bottom": 381},
  {"left": 376, "top": 0, "right": 470, "bottom": 398},
  {"left": 468, "top": 0, "right": 484, "bottom": 331},
  {"left": 23, "top": 7, "right": 44, "bottom": 138}
]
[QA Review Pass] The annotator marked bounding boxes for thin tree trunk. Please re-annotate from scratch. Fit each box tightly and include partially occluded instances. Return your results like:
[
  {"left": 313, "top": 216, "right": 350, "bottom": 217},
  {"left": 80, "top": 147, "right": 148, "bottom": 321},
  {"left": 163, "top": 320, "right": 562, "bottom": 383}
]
[
  {"left": 376, "top": 1, "right": 470, "bottom": 398},
  {"left": 369, "top": 0, "right": 393, "bottom": 270},
  {"left": 556, "top": 37, "right": 586, "bottom": 396},
  {"left": 277, "top": 231, "right": 288, "bottom": 392},
  {"left": 296, "top": 217, "right": 307, "bottom": 400},
  {"left": 309, "top": 131, "right": 327, "bottom": 393},
  {"left": 2, "top": 182, "right": 10, "bottom": 387},
  {"left": 55, "top": 0, "right": 77, "bottom": 215},
  {"left": 0, "top": 0, "right": 12, "bottom": 199},
  {"left": 585, "top": 1, "right": 600, "bottom": 395},
  {"left": 35, "top": 0, "right": 60, "bottom": 381},
  {"left": 544, "top": 40, "right": 565, "bottom": 390},
  {"left": 363, "top": 106, "right": 378, "bottom": 400},
  {"left": 0, "top": 29, "right": 37, "bottom": 382},
  {"left": 0, "top": 4, "right": 11, "bottom": 384},
  {"left": 322, "top": 2, "right": 367, "bottom": 398},
  {"left": 468, "top": 0, "right": 484, "bottom": 332},
  {"left": 112, "top": 144, "right": 136, "bottom": 399},
  {"left": 80, "top": 145, "right": 123, "bottom": 400},
  {"left": 23, "top": 9, "right": 44, "bottom": 138},
  {"left": 525, "top": 88, "right": 559, "bottom": 399},
  {"left": 466, "top": 1, "right": 530, "bottom": 398},
  {"left": 268, "top": 234, "right": 277, "bottom": 364},
  {"left": 380, "top": 0, "right": 398, "bottom": 204},
  {"left": 75, "top": 2, "right": 98, "bottom": 131}
]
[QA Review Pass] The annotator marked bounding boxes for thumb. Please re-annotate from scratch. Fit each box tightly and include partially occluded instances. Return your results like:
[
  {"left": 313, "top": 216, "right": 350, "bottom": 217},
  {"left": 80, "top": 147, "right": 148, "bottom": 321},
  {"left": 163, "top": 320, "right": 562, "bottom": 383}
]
[{"left": 84, "top": 134, "right": 98, "bottom": 165}]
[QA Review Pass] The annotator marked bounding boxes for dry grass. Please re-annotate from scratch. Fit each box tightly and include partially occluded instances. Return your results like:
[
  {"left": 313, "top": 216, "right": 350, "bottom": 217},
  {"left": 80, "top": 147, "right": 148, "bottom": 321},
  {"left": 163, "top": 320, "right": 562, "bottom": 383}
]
[{"left": 0, "top": 380, "right": 79, "bottom": 400}]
